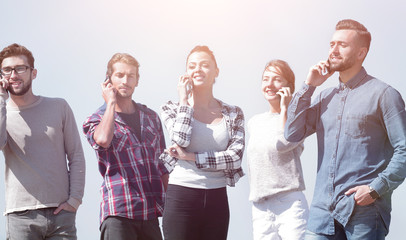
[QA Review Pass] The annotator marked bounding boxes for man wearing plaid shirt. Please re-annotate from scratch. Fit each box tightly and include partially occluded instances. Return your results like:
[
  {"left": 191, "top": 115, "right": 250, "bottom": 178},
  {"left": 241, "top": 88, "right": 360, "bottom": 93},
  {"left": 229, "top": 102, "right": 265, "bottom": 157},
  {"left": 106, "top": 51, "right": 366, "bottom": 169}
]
[{"left": 83, "top": 53, "right": 169, "bottom": 240}]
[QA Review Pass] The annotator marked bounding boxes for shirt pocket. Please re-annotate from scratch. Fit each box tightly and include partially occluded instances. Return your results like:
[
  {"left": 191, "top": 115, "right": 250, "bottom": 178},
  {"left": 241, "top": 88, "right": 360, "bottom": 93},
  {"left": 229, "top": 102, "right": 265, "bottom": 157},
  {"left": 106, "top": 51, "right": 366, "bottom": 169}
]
[
  {"left": 344, "top": 114, "right": 367, "bottom": 139},
  {"left": 143, "top": 126, "right": 159, "bottom": 146},
  {"left": 112, "top": 128, "right": 129, "bottom": 152}
]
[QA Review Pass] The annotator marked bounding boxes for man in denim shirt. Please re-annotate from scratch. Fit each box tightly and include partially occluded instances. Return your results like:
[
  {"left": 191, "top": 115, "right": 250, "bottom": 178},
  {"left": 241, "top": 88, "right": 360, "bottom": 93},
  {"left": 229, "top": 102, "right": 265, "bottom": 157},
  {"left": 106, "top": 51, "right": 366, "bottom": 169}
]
[{"left": 285, "top": 19, "right": 406, "bottom": 239}]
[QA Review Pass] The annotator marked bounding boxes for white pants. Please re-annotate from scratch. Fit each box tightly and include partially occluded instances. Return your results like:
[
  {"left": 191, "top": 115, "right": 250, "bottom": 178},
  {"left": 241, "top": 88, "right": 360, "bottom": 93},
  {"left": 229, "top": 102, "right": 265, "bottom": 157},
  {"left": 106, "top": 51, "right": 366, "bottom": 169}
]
[{"left": 252, "top": 191, "right": 309, "bottom": 240}]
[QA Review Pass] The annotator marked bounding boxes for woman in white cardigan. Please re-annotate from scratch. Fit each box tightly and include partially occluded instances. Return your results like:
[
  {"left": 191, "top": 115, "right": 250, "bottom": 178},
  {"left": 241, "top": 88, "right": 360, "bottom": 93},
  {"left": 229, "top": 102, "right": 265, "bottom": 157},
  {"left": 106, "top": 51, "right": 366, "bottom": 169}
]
[{"left": 247, "top": 59, "right": 309, "bottom": 240}]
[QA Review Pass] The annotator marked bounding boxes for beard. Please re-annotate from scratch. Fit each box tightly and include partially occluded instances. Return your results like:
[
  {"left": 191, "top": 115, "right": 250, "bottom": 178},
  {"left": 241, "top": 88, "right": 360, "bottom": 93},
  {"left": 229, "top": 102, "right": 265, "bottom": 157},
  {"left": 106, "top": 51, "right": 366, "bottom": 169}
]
[
  {"left": 329, "top": 54, "right": 357, "bottom": 72},
  {"left": 8, "top": 78, "right": 33, "bottom": 96}
]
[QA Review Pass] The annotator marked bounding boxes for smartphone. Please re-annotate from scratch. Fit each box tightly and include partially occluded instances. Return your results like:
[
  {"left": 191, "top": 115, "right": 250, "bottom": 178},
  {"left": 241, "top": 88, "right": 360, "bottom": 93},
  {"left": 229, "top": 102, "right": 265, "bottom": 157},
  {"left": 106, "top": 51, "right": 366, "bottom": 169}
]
[
  {"left": 322, "top": 59, "right": 331, "bottom": 76},
  {"left": 0, "top": 74, "right": 9, "bottom": 92},
  {"left": 104, "top": 75, "right": 111, "bottom": 83}
]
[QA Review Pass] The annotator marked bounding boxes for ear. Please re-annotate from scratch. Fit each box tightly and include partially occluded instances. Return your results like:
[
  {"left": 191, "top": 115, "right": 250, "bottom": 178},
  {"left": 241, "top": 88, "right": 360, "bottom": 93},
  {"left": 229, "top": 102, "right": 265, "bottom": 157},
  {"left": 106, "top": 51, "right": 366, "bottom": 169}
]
[
  {"left": 215, "top": 68, "right": 219, "bottom": 78},
  {"left": 31, "top": 68, "right": 37, "bottom": 80},
  {"left": 358, "top": 47, "right": 368, "bottom": 60},
  {"left": 135, "top": 74, "right": 140, "bottom": 87}
]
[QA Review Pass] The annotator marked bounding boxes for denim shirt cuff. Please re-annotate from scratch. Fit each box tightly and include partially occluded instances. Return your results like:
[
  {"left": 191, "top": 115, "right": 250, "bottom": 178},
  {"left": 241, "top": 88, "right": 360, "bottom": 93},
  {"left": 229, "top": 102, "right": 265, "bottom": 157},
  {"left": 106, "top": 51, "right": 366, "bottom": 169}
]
[
  {"left": 369, "top": 178, "right": 388, "bottom": 197},
  {"left": 300, "top": 82, "right": 317, "bottom": 97}
]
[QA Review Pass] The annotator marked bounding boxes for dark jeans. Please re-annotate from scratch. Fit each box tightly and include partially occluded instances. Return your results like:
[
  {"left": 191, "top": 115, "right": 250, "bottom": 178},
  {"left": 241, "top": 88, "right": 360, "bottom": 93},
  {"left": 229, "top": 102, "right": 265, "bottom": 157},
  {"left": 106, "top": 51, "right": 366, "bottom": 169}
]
[
  {"left": 100, "top": 216, "right": 162, "bottom": 240},
  {"left": 162, "top": 184, "right": 230, "bottom": 240}
]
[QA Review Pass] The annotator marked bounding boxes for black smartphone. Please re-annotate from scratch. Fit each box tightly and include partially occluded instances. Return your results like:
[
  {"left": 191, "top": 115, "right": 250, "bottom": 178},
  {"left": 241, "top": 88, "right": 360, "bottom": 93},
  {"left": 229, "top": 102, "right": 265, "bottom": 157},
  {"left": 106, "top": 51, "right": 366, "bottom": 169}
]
[
  {"left": 104, "top": 75, "right": 111, "bottom": 83},
  {"left": 0, "top": 73, "right": 9, "bottom": 92}
]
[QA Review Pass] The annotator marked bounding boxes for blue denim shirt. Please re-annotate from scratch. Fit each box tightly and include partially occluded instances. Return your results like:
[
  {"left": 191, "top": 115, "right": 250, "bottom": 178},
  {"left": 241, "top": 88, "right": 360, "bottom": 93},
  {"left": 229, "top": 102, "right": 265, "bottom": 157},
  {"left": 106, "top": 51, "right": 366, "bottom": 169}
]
[{"left": 285, "top": 67, "right": 406, "bottom": 235}]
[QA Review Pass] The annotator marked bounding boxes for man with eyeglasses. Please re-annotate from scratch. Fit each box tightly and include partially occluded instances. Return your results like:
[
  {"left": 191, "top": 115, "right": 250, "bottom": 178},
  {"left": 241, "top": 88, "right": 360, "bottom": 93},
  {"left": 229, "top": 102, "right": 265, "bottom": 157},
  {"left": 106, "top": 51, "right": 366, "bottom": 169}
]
[{"left": 0, "top": 43, "right": 85, "bottom": 240}]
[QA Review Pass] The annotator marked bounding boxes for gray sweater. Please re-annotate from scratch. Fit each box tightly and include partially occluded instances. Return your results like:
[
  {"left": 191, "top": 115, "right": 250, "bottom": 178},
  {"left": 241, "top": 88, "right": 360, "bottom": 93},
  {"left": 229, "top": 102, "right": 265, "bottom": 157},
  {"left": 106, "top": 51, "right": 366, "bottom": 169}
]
[
  {"left": 247, "top": 112, "right": 305, "bottom": 202},
  {"left": 0, "top": 96, "right": 85, "bottom": 213}
]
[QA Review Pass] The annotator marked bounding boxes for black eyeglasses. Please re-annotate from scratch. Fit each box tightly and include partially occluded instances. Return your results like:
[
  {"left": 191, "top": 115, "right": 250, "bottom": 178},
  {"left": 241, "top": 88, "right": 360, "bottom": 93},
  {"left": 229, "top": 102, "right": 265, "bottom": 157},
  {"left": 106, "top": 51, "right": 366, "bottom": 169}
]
[{"left": 0, "top": 65, "right": 33, "bottom": 76}]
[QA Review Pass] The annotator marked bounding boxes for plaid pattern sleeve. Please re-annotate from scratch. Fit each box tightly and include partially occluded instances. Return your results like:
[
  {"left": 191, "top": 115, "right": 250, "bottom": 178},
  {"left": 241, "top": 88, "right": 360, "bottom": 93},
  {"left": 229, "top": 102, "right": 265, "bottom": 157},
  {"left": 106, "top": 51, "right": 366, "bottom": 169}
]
[
  {"left": 159, "top": 101, "right": 194, "bottom": 172},
  {"left": 160, "top": 101, "right": 194, "bottom": 147},
  {"left": 159, "top": 100, "right": 245, "bottom": 186}
]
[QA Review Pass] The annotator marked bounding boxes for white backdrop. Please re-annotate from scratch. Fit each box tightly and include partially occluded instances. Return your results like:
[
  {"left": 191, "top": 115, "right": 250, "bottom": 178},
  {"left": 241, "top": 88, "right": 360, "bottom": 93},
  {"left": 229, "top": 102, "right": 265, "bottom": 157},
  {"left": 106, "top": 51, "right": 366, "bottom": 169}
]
[{"left": 1, "top": 0, "right": 405, "bottom": 239}]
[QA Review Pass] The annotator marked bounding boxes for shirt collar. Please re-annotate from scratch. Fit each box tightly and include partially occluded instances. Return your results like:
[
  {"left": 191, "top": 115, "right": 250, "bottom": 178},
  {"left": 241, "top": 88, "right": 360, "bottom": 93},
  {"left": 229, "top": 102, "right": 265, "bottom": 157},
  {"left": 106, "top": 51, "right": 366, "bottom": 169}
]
[{"left": 339, "top": 67, "right": 368, "bottom": 90}]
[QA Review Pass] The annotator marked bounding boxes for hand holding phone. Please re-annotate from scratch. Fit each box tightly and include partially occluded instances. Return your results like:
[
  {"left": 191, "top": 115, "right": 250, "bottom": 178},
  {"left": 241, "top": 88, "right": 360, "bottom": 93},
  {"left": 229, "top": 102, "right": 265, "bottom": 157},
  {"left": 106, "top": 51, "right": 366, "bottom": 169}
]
[
  {"left": 101, "top": 75, "right": 116, "bottom": 103},
  {"left": 0, "top": 73, "right": 8, "bottom": 90},
  {"left": 305, "top": 59, "right": 333, "bottom": 87},
  {"left": 104, "top": 75, "right": 111, "bottom": 83},
  {"left": 277, "top": 86, "right": 292, "bottom": 110},
  {"left": 186, "top": 78, "right": 193, "bottom": 99},
  {"left": 178, "top": 74, "right": 193, "bottom": 104},
  {"left": 322, "top": 59, "right": 331, "bottom": 76}
]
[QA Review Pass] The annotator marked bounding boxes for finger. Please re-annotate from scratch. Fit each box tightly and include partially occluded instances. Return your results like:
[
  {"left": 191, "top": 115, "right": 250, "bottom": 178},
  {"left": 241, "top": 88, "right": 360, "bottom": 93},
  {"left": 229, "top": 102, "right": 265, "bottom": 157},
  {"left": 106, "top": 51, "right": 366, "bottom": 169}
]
[
  {"left": 102, "top": 81, "right": 110, "bottom": 89},
  {"left": 0, "top": 79, "right": 8, "bottom": 89},
  {"left": 276, "top": 91, "right": 284, "bottom": 98},
  {"left": 285, "top": 87, "right": 291, "bottom": 96},
  {"left": 53, "top": 206, "right": 63, "bottom": 215},
  {"left": 278, "top": 88, "right": 288, "bottom": 97},
  {"left": 316, "top": 64, "right": 324, "bottom": 76},
  {"left": 311, "top": 64, "right": 323, "bottom": 76},
  {"left": 179, "top": 75, "right": 190, "bottom": 83},
  {"left": 345, "top": 187, "right": 358, "bottom": 195}
]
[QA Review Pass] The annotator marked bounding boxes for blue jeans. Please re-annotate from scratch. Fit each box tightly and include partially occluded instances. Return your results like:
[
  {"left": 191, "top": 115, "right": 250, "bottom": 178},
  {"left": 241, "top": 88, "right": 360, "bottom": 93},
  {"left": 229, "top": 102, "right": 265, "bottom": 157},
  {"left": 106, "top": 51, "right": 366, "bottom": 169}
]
[
  {"left": 100, "top": 216, "right": 162, "bottom": 240},
  {"left": 6, "top": 207, "right": 77, "bottom": 240},
  {"left": 305, "top": 204, "right": 387, "bottom": 240},
  {"left": 162, "top": 184, "right": 229, "bottom": 240}
]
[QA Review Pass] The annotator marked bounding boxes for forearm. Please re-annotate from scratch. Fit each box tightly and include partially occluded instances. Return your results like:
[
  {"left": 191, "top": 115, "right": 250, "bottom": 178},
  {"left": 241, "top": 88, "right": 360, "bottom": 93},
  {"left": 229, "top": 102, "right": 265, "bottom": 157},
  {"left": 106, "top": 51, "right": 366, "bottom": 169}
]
[
  {"left": 161, "top": 102, "right": 194, "bottom": 147},
  {"left": 195, "top": 126, "right": 245, "bottom": 170},
  {"left": 93, "top": 101, "right": 116, "bottom": 148},
  {"left": 0, "top": 95, "right": 7, "bottom": 149},
  {"left": 285, "top": 82, "right": 317, "bottom": 142},
  {"left": 161, "top": 173, "right": 169, "bottom": 191},
  {"left": 67, "top": 152, "right": 86, "bottom": 209},
  {"left": 370, "top": 87, "right": 406, "bottom": 196},
  {"left": 280, "top": 107, "right": 288, "bottom": 129}
]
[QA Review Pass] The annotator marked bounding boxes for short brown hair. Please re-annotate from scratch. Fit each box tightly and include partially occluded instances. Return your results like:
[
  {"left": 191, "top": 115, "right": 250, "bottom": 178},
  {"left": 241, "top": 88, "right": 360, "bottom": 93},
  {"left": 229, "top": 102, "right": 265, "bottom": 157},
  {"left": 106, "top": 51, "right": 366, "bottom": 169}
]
[
  {"left": 336, "top": 19, "right": 371, "bottom": 51},
  {"left": 0, "top": 43, "right": 35, "bottom": 68},
  {"left": 264, "top": 59, "right": 295, "bottom": 93},
  {"left": 106, "top": 53, "right": 140, "bottom": 77}
]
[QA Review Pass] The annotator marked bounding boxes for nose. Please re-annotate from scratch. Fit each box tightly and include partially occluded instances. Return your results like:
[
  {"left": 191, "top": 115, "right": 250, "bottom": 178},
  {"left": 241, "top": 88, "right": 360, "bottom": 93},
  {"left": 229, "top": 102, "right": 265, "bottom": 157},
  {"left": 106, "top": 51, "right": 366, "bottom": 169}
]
[
  {"left": 264, "top": 79, "right": 274, "bottom": 89},
  {"left": 330, "top": 43, "right": 339, "bottom": 55},
  {"left": 268, "top": 80, "right": 276, "bottom": 88},
  {"left": 9, "top": 69, "right": 18, "bottom": 79},
  {"left": 122, "top": 75, "right": 129, "bottom": 84},
  {"left": 193, "top": 65, "right": 203, "bottom": 73}
]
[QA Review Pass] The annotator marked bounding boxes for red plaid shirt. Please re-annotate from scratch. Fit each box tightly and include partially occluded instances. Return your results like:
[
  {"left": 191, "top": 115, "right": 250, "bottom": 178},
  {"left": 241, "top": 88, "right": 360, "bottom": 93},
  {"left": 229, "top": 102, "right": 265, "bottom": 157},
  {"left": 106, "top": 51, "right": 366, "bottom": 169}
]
[{"left": 83, "top": 102, "right": 168, "bottom": 224}]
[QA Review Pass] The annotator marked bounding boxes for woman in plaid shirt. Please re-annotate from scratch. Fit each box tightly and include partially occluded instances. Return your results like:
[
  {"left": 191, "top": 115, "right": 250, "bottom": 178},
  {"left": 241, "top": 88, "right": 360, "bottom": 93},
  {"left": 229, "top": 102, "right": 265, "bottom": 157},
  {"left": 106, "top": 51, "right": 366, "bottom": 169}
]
[{"left": 159, "top": 45, "right": 245, "bottom": 240}]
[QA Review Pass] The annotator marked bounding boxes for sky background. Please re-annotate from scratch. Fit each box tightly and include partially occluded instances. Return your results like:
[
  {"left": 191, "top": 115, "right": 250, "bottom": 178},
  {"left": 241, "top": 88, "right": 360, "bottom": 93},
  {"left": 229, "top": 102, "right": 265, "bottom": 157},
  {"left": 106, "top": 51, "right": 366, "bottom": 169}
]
[{"left": 1, "top": 0, "right": 406, "bottom": 239}]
